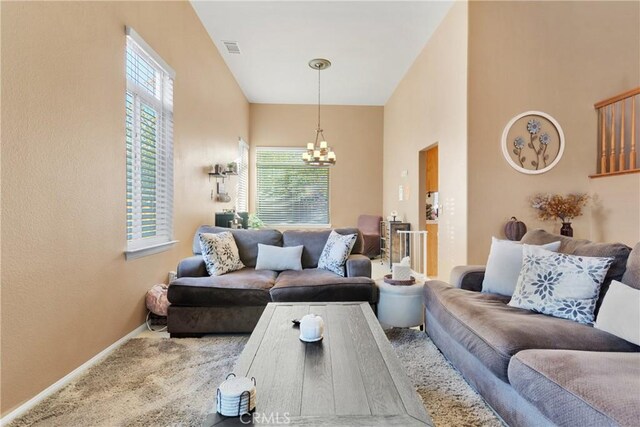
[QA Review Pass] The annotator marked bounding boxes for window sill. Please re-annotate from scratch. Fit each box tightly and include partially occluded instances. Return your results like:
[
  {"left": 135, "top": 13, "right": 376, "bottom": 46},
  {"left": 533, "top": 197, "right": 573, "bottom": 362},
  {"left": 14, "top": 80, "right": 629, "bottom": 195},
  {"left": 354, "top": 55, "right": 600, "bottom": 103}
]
[{"left": 125, "top": 240, "right": 179, "bottom": 261}]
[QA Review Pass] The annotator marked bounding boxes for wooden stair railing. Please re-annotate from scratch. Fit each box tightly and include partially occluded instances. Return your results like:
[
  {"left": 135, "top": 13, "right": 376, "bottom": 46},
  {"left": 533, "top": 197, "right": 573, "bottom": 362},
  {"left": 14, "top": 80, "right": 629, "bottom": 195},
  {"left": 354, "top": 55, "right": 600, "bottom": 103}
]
[{"left": 592, "top": 87, "right": 640, "bottom": 178}]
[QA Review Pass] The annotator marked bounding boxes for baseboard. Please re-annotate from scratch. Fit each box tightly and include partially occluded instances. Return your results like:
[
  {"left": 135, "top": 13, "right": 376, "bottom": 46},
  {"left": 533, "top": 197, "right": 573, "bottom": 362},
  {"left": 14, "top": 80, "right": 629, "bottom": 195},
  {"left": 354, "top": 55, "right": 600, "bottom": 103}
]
[{"left": 1, "top": 323, "right": 146, "bottom": 426}]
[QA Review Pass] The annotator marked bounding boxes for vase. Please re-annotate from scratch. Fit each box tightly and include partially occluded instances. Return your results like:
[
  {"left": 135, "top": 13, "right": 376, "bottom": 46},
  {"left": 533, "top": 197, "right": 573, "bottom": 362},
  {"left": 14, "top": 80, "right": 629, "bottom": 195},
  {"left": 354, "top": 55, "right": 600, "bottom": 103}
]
[{"left": 560, "top": 222, "right": 573, "bottom": 237}]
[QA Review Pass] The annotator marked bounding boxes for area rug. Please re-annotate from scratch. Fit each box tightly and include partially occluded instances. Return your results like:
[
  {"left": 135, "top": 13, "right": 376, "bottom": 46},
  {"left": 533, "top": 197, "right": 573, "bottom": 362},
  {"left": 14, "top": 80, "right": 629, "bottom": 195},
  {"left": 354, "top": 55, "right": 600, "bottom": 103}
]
[{"left": 10, "top": 330, "right": 503, "bottom": 426}]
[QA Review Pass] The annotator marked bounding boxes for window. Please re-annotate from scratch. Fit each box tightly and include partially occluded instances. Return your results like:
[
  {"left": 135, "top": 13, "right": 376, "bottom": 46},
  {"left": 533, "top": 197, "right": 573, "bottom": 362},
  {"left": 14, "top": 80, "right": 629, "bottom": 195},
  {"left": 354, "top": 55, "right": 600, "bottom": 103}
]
[
  {"left": 236, "top": 139, "right": 249, "bottom": 212},
  {"left": 125, "top": 27, "right": 175, "bottom": 257},
  {"left": 256, "top": 148, "right": 330, "bottom": 225}
]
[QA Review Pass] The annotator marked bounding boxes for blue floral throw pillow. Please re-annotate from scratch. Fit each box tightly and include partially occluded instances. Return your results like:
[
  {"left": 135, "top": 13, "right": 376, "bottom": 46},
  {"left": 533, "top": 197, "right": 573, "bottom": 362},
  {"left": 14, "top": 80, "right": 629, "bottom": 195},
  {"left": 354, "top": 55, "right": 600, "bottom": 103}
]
[
  {"left": 199, "top": 232, "right": 245, "bottom": 276},
  {"left": 508, "top": 245, "right": 614, "bottom": 325},
  {"left": 318, "top": 231, "right": 357, "bottom": 277}
]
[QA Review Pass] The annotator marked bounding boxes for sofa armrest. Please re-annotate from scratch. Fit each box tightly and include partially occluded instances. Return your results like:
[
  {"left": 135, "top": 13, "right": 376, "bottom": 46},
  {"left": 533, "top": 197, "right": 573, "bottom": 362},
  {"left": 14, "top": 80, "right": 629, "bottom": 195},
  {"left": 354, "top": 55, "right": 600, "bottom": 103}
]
[
  {"left": 346, "top": 254, "right": 372, "bottom": 278},
  {"left": 177, "top": 256, "right": 208, "bottom": 278},
  {"left": 449, "top": 265, "right": 486, "bottom": 292}
]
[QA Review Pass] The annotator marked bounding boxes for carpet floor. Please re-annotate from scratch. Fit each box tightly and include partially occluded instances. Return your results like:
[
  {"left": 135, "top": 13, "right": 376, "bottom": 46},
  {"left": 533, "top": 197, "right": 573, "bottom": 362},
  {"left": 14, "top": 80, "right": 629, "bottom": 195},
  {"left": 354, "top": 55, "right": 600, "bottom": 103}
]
[{"left": 10, "top": 329, "right": 503, "bottom": 426}]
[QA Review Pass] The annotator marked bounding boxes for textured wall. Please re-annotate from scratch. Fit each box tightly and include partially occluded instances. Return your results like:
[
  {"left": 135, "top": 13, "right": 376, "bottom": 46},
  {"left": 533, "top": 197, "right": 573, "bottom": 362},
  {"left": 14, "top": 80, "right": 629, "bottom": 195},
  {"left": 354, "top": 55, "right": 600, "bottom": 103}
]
[
  {"left": 249, "top": 104, "right": 384, "bottom": 227},
  {"left": 383, "top": 2, "right": 468, "bottom": 279},
  {"left": 589, "top": 174, "right": 640, "bottom": 244},
  {"left": 383, "top": 0, "right": 640, "bottom": 277},
  {"left": 467, "top": 0, "right": 640, "bottom": 263},
  {"left": 1, "top": 1, "right": 249, "bottom": 414}
]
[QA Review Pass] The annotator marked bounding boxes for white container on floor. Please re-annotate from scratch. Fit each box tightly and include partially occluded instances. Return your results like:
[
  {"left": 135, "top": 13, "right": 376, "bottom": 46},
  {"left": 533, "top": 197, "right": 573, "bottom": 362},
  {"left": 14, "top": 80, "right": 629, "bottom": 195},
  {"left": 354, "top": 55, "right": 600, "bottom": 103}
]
[{"left": 376, "top": 276, "right": 424, "bottom": 328}]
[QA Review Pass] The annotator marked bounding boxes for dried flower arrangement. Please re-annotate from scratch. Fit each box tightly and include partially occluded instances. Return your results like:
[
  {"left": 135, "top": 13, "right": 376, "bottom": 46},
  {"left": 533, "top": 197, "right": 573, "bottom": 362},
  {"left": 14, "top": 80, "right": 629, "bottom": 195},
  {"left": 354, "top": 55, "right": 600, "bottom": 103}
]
[{"left": 530, "top": 193, "right": 589, "bottom": 223}]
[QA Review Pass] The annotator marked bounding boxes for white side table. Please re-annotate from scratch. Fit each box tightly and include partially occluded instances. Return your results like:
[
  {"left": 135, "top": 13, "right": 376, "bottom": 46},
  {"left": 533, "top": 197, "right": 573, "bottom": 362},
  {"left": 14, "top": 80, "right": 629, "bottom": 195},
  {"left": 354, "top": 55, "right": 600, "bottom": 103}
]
[{"left": 376, "top": 276, "right": 424, "bottom": 329}]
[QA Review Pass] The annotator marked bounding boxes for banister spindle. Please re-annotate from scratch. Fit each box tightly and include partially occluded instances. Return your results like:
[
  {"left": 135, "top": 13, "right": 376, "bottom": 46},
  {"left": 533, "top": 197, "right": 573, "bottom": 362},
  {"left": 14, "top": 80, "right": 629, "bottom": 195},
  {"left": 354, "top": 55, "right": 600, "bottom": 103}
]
[
  {"left": 592, "top": 88, "right": 640, "bottom": 177},
  {"left": 632, "top": 96, "right": 637, "bottom": 170},
  {"left": 610, "top": 104, "right": 616, "bottom": 173},
  {"left": 600, "top": 108, "right": 607, "bottom": 173},
  {"left": 620, "top": 100, "right": 626, "bottom": 171}
]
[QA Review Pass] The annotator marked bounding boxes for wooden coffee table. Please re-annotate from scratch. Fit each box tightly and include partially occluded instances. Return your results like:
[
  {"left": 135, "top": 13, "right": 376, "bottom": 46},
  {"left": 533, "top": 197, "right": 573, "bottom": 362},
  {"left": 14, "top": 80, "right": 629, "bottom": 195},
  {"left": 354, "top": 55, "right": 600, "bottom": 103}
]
[{"left": 206, "top": 302, "right": 432, "bottom": 426}]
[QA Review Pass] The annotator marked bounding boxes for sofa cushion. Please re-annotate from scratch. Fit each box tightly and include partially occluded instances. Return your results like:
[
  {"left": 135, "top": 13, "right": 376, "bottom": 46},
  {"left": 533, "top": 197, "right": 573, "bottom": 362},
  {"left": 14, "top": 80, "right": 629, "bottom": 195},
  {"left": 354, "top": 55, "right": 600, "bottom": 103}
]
[
  {"left": 423, "top": 280, "right": 639, "bottom": 383},
  {"left": 168, "top": 268, "right": 276, "bottom": 306},
  {"left": 270, "top": 268, "right": 375, "bottom": 302},
  {"left": 192, "top": 226, "right": 283, "bottom": 268},
  {"left": 508, "top": 245, "right": 614, "bottom": 325},
  {"left": 199, "top": 232, "right": 245, "bottom": 276},
  {"left": 317, "top": 230, "right": 358, "bottom": 277},
  {"left": 255, "top": 244, "right": 303, "bottom": 271},
  {"left": 622, "top": 242, "right": 640, "bottom": 289},
  {"left": 595, "top": 280, "right": 640, "bottom": 345},
  {"left": 282, "top": 228, "right": 363, "bottom": 268},
  {"left": 482, "top": 237, "right": 561, "bottom": 296},
  {"left": 521, "top": 230, "right": 630, "bottom": 283},
  {"left": 521, "top": 229, "right": 631, "bottom": 309},
  {"left": 509, "top": 350, "right": 640, "bottom": 427}
]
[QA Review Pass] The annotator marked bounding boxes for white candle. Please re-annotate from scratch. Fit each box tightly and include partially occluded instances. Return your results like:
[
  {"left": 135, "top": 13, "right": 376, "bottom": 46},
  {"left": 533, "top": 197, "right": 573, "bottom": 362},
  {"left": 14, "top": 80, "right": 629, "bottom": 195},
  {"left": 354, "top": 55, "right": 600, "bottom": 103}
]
[
  {"left": 320, "top": 140, "right": 328, "bottom": 149},
  {"left": 313, "top": 150, "right": 321, "bottom": 158},
  {"left": 328, "top": 151, "right": 336, "bottom": 161},
  {"left": 307, "top": 143, "right": 314, "bottom": 150}
]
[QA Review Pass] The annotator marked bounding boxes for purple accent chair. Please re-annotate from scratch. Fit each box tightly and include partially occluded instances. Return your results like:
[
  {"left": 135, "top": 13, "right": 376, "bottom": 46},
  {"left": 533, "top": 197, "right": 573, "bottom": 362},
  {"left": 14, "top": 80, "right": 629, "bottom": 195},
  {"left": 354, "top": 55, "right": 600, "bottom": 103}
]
[{"left": 357, "top": 214, "right": 383, "bottom": 259}]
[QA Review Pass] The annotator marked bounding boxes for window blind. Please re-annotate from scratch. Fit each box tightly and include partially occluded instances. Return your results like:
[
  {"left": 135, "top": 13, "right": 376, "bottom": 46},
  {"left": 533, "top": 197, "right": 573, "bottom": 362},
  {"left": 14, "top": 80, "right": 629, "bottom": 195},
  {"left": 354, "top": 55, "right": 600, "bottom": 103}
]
[
  {"left": 236, "top": 139, "right": 249, "bottom": 212},
  {"left": 125, "top": 29, "right": 174, "bottom": 252},
  {"left": 256, "top": 148, "right": 329, "bottom": 225}
]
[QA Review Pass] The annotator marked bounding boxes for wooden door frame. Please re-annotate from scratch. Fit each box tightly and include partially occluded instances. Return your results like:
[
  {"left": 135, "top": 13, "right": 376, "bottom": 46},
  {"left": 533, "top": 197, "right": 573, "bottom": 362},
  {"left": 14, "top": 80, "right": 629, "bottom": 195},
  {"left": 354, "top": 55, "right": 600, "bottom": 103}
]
[
  {"left": 418, "top": 143, "right": 439, "bottom": 277},
  {"left": 418, "top": 143, "right": 439, "bottom": 230}
]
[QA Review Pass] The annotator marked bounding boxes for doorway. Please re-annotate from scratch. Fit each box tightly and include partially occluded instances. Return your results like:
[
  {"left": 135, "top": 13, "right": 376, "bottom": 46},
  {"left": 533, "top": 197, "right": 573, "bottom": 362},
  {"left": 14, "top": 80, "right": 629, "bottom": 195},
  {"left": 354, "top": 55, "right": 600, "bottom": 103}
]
[{"left": 419, "top": 145, "right": 438, "bottom": 277}]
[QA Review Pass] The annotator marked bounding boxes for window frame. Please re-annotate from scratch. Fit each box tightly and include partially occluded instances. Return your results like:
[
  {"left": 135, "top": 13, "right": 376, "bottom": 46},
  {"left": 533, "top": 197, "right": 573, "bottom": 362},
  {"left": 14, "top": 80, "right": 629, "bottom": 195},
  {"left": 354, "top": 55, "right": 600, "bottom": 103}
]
[
  {"left": 124, "top": 27, "right": 177, "bottom": 260},
  {"left": 255, "top": 147, "right": 331, "bottom": 228},
  {"left": 236, "top": 138, "right": 249, "bottom": 213}
]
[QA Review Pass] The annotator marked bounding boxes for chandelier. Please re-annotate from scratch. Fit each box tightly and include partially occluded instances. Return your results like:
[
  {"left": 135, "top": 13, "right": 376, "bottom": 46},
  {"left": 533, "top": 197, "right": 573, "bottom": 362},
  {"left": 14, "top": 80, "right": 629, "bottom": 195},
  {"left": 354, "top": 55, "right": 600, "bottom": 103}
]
[{"left": 302, "top": 58, "right": 336, "bottom": 166}]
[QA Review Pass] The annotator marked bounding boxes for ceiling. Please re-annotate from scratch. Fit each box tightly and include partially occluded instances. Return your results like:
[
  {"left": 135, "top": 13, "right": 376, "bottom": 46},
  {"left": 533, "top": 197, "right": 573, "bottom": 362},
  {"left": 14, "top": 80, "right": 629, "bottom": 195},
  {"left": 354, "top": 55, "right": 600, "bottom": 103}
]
[{"left": 191, "top": 1, "right": 453, "bottom": 106}]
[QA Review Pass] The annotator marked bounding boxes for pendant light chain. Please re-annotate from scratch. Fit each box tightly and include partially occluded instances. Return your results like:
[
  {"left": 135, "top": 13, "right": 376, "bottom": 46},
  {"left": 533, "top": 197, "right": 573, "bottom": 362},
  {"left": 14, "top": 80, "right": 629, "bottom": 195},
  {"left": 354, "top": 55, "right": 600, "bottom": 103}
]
[
  {"left": 317, "top": 67, "right": 321, "bottom": 131},
  {"left": 303, "top": 58, "right": 336, "bottom": 166}
]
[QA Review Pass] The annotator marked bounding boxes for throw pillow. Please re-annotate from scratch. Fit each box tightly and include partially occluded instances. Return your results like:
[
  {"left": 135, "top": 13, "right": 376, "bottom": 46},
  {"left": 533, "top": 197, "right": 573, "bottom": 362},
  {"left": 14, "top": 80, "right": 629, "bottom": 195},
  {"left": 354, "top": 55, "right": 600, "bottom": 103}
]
[
  {"left": 508, "top": 245, "right": 614, "bottom": 324},
  {"left": 255, "top": 244, "right": 303, "bottom": 271},
  {"left": 317, "top": 231, "right": 357, "bottom": 277},
  {"left": 595, "top": 280, "right": 640, "bottom": 345},
  {"left": 482, "top": 237, "right": 561, "bottom": 296},
  {"left": 199, "top": 232, "right": 245, "bottom": 276}
]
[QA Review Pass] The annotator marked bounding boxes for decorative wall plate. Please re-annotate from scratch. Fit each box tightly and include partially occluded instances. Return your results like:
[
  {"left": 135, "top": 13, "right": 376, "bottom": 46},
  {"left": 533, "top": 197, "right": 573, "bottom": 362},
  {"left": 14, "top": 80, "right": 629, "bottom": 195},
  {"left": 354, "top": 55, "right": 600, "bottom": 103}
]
[{"left": 501, "top": 111, "right": 565, "bottom": 174}]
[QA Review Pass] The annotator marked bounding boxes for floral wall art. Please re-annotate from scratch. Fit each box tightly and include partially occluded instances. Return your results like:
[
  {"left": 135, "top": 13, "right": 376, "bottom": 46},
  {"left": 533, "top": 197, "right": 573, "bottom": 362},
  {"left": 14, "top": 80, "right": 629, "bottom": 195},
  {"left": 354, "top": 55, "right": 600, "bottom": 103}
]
[{"left": 501, "top": 111, "right": 565, "bottom": 174}]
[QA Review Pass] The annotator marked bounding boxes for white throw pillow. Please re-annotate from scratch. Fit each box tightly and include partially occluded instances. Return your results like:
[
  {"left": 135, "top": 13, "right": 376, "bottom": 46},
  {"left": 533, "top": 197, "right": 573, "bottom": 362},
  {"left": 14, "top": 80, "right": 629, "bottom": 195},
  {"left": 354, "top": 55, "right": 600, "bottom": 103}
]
[
  {"left": 482, "top": 237, "right": 561, "bottom": 296},
  {"left": 199, "top": 232, "right": 244, "bottom": 276},
  {"left": 255, "top": 244, "right": 303, "bottom": 271},
  {"left": 318, "top": 231, "right": 357, "bottom": 277},
  {"left": 508, "top": 245, "right": 614, "bottom": 325},
  {"left": 595, "top": 280, "right": 640, "bottom": 345}
]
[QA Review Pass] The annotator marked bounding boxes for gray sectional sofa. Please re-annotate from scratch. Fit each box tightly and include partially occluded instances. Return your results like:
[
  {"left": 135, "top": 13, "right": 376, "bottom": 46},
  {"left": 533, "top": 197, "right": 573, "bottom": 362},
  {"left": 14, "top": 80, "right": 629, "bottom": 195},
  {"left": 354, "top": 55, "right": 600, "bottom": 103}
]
[
  {"left": 424, "top": 230, "right": 640, "bottom": 426},
  {"left": 167, "top": 226, "right": 376, "bottom": 336}
]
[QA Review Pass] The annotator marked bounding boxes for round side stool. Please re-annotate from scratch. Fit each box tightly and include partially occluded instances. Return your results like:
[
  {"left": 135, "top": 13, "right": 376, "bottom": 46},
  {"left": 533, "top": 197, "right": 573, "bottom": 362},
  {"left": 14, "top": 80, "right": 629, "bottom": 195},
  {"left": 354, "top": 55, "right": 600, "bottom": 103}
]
[{"left": 375, "top": 277, "right": 424, "bottom": 329}]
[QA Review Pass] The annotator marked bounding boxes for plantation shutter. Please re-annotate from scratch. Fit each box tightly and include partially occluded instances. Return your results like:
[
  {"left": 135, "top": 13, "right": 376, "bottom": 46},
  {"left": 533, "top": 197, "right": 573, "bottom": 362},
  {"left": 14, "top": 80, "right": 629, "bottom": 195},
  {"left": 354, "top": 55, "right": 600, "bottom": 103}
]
[
  {"left": 236, "top": 139, "right": 249, "bottom": 212},
  {"left": 256, "top": 148, "right": 330, "bottom": 225},
  {"left": 125, "top": 28, "right": 175, "bottom": 252}
]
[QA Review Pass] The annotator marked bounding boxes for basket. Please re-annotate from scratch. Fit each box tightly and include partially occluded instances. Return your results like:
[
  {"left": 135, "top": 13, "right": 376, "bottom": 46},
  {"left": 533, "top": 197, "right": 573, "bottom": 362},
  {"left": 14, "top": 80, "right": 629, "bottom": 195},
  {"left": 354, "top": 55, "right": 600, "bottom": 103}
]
[{"left": 383, "top": 274, "right": 416, "bottom": 286}]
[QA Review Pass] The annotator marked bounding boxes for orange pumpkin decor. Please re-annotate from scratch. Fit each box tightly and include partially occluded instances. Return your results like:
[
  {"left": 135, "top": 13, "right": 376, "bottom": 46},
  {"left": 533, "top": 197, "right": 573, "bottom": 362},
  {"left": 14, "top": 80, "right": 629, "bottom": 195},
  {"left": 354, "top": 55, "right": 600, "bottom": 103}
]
[{"left": 505, "top": 217, "right": 527, "bottom": 241}]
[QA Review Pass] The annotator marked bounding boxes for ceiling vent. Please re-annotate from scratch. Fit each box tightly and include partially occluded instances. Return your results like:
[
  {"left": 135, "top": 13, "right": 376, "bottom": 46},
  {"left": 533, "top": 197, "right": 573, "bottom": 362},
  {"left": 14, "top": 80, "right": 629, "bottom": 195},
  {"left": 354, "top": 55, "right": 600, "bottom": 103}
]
[{"left": 222, "top": 41, "right": 241, "bottom": 55}]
